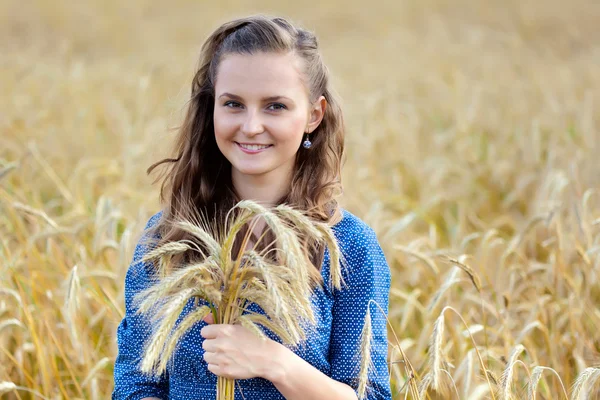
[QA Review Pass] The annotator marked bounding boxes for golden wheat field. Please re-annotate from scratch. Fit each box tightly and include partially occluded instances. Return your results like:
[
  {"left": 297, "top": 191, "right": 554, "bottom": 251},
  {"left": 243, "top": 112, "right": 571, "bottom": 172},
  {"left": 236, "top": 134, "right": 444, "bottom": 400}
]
[{"left": 2, "top": 0, "right": 600, "bottom": 398}]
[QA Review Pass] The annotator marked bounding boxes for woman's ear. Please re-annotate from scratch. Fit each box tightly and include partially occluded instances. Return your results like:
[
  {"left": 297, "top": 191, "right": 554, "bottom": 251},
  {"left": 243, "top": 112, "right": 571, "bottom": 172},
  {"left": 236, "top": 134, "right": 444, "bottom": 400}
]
[{"left": 306, "top": 95, "right": 327, "bottom": 133}]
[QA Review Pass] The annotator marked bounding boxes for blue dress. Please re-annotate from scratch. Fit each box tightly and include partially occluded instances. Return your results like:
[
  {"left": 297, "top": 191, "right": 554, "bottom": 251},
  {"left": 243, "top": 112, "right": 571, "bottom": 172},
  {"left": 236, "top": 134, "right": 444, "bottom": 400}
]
[{"left": 112, "top": 208, "right": 392, "bottom": 400}]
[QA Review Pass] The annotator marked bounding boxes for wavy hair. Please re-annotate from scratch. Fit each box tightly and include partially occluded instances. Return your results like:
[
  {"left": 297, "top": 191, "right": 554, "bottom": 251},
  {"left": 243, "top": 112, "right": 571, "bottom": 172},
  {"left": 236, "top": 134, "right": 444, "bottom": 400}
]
[{"left": 145, "top": 14, "right": 346, "bottom": 281}]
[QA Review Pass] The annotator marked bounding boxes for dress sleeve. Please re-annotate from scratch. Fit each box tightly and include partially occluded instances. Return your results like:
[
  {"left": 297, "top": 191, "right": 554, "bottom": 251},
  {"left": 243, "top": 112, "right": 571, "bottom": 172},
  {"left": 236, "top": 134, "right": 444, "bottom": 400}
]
[
  {"left": 112, "top": 213, "right": 169, "bottom": 400},
  {"left": 328, "top": 226, "right": 392, "bottom": 400}
]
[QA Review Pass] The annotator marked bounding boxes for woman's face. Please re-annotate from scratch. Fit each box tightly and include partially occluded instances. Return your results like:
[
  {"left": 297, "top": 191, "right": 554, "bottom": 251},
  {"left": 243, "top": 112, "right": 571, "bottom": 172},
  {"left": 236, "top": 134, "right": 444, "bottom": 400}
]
[{"left": 213, "top": 51, "right": 323, "bottom": 183}]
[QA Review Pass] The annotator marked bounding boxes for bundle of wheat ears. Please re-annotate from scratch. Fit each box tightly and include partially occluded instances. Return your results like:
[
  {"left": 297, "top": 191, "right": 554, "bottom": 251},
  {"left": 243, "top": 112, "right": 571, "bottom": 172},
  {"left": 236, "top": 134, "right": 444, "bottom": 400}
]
[{"left": 130, "top": 200, "right": 376, "bottom": 400}]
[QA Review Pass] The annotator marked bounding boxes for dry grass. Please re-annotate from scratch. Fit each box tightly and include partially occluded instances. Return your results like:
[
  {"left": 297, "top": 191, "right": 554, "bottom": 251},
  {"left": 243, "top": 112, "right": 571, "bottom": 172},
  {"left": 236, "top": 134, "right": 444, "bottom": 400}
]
[{"left": 1, "top": 0, "right": 600, "bottom": 398}]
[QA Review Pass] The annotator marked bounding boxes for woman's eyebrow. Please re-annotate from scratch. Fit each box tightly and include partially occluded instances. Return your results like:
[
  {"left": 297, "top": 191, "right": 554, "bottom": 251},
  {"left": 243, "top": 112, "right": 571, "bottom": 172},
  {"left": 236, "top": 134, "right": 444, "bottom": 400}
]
[{"left": 218, "top": 92, "right": 294, "bottom": 102}]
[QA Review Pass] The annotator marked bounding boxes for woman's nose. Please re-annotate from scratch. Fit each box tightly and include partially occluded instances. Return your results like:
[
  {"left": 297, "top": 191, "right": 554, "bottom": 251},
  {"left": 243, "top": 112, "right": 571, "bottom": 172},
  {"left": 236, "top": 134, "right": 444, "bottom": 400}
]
[{"left": 241, "top": 110, "right": 264, "bottom": 136}]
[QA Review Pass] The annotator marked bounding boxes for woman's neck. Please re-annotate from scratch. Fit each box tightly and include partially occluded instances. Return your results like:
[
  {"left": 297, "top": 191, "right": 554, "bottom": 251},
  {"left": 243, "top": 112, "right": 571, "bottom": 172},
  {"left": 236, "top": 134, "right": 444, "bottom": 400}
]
[{"left": 231, "top": 167, "right": 292, "bottom": 208}]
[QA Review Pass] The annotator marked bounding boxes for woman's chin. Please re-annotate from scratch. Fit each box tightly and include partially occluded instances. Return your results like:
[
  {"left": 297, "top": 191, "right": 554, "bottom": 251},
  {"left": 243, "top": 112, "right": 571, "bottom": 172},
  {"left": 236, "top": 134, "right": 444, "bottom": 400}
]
[{"left": 232, "top": 165, "right": 271, "bottom": 177}]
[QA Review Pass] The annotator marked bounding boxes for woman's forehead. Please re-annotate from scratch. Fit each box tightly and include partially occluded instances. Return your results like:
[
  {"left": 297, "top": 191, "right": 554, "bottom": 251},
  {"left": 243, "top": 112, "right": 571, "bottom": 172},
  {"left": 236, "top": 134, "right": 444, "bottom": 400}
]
[{"left": 215, "top": 52, "right": 308, "bottom": 98}]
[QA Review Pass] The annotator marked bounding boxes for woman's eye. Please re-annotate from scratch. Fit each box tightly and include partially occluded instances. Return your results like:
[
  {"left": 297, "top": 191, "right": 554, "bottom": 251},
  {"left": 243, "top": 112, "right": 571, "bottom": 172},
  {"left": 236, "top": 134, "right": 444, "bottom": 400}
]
[
  {"left": 268, "top": 103, "right": 287, "bottom": 111},
  {"left": 224, "top": 101, "right": 242, "bottom": 108},
  {"left": 223, "top": 101, "right": 286, "bottom": 111}
]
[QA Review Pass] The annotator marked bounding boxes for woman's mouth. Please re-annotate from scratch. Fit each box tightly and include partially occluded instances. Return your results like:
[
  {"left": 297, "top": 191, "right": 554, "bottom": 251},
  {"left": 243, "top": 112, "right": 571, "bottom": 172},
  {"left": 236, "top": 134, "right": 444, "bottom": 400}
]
[{"left": 236, "top": 142, "right": 273, "bottom": 154}]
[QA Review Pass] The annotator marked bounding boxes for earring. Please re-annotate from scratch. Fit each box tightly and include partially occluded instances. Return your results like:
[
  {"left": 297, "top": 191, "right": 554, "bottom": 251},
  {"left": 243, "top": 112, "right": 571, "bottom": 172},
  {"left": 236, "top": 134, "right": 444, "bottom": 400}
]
[{"left": 302, "top": 131, "right": 312, "bottom": 149}]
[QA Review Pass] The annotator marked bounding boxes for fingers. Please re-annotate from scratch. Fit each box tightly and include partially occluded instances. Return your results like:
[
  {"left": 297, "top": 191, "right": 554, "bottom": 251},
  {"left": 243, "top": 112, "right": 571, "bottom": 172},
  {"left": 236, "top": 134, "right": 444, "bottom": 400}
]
[
  {"left": 202, "top": 337, "right": 217, "bottom": 352},
  {"left": 200, "top": 324, "right": 235, "bottom": 340},
  {"left": 203, "top": 352, "right": 223, "bottom": 376},
  {"left": 205, "top": 356, "right": 235, "bottom": 380},
  {"left": 203, "top": 350, "right": 217, "bottom": 363},
  {"left": 202, "top": 313, "right": 214, "bottom": 324},
  {"left": 200, "top": 324, "right": 217, "bottom": 339},
  {"left": 206, "top": 362, "right": 224, "bottom": 377}
]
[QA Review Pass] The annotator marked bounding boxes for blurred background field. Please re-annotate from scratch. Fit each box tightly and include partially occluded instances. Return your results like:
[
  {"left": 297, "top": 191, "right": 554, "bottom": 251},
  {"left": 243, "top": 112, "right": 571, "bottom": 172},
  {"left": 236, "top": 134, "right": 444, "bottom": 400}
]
[{"left": 2, "top": 0, "right": 600, "bottom": 398}]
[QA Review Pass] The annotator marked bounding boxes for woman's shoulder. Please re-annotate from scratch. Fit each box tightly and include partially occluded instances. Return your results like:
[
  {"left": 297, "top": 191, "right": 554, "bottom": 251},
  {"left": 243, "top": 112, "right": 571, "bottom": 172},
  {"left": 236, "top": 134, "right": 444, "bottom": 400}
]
[
  {"left": 332, "top": 208, "right": 390, "bottom": 291},
  {"left": 333, "top": 208, "right": 379, "bottom": 246},
  {"left": 331, "top": 207, "right": 386, "bottom": 272},
  {"left": 145, "top": 209, "right": 164, "bottom": 230},
  {"left": 128, "top": 210, "right": 164, "bottom": 274}
]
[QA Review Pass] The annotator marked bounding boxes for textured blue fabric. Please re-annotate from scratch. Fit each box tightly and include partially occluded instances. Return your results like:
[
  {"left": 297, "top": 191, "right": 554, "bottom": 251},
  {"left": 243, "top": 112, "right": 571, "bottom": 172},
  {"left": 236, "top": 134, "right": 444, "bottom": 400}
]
[{"left": 112, "top": 208, "right": 392, "bottom": 400}]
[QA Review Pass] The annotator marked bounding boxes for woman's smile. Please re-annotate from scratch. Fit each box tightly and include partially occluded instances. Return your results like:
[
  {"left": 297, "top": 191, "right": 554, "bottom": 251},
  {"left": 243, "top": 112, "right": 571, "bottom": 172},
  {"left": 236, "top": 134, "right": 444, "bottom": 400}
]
[{"left": 235, "top": 142, "right": 273, "bottom": 154}]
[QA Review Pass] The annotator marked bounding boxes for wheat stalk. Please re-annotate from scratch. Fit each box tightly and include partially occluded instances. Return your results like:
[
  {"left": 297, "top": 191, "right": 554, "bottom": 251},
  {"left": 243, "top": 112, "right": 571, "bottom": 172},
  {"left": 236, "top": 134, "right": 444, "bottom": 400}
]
[
  {"left": 0, "top": 382, "right": 17, "bottom": 395},
  {"left": 357, "top": 306, "right": 374, "bottom": 399},
  {"left": 499, "top": 344, "right": 526, "bottom": 400},
  {"left": 571, "top": 367, "right": 600, "bottom": 400},
  {"left": 527, "top": 366, "right": 568, "bottom": 400},
  {"left": 132, "top": 200, "right": 343, "bottom": 400},
  {"left": 428, "top": 311, "right": 449, "bottom": 395}
]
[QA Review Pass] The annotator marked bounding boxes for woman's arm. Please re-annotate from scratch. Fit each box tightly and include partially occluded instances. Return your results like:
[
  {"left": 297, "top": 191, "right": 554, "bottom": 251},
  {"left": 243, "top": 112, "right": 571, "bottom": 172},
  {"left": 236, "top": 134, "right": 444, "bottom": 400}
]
[
  {"left": 113, "top": 212, "right": 170, "bottom": 400},
  {"left": 326, "top": 225, "right": 392, "bottom": 400},
  {"left": 201, "top": 321, "right": 357, "bottom": 400},
  {"left": 264, "top": 225, "right": 392, "bottom": 400},
  {"left": 265, "top": 342, "right": 358, "bottom": 400}
]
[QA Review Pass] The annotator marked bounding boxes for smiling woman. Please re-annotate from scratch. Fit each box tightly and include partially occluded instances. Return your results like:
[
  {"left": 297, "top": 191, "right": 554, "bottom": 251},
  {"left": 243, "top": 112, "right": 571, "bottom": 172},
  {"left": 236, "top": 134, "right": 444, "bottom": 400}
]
[{"left": 112, "top": 14, "right": 392, "bottom": 400}]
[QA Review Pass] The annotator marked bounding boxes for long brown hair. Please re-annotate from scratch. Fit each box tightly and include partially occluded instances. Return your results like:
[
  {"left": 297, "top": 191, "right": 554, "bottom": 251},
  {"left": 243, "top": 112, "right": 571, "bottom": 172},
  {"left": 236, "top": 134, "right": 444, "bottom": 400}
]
[{"left": 145, "top": 15, "right": 346, "bottom": 282}]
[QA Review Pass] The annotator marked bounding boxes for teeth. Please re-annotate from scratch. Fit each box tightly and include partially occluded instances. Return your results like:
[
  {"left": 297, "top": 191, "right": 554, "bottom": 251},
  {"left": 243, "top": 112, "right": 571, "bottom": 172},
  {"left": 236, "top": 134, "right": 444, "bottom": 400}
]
[{"left": 239, "top": 143, "right": 270, "bottom": 151}]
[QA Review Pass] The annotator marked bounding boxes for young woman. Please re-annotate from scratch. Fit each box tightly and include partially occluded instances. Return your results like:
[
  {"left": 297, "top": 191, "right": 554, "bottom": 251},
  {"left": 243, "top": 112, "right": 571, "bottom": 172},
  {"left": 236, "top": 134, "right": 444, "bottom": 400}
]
[{"left": 112, "top": 15, "right": 392, "bottom": 400}]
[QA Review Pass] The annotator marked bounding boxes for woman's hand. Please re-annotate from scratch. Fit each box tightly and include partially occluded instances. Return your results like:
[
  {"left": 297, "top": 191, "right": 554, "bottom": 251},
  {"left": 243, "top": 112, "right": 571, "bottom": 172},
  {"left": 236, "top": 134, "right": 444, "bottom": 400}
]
[
  {"left": 200, "top": 315, "right": 358, "bottom": 400},
  {"left": 200, "top": 313, "right": 285, "bottom": 381}
]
